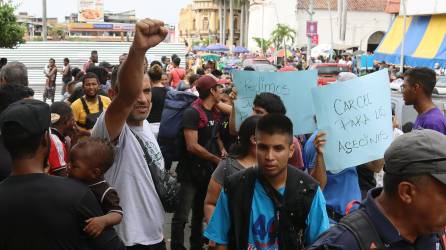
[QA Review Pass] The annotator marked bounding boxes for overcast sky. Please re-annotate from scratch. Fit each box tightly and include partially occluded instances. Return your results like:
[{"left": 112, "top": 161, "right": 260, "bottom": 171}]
[{"left": 14, "top": 0, "right": 192, "bottom": 25}]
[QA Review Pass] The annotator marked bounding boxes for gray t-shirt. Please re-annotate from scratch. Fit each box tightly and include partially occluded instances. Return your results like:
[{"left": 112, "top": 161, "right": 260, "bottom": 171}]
[
  {"left": 212, "top": 157, "right": 246, "bottom": 185},
  {"left": 91, "top": 113, "right": 165, "bottom": 246}
]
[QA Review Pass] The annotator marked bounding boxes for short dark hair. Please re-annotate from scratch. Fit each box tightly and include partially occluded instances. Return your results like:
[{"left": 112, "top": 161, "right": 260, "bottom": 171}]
[
  {"left": 148, "top": 64, "right": 163, "bottom": 81},
  {"left": 403, "top": 67, "right": 436, "bottom": 96},
  {"left": 188, "top": 74, "right": 201, "bottom": 86},
  {"left": 0, "top": 84, "right": 34, "bottom": 113},
  {"left": 72, "top": 138, "right": 115, "bottom": 174},
  {"left": 211, "top": 69, "right": 223, "bottom": 78},
  {"left": 383, "top": 173, "right": 423, "bottom": 197},
  {"left": 50, "top": 101, "right": 72, "bottom": 126},
  {"left": 82, "top": 72, "right": 99, "bottom": 86},
  {"left": 86, "top": 66, "right": 107, "bottom": 85},
  {"left": 230, "top": 115, "right": 261, "bottom": 158},
  {"left": 253, "top": 92, "right": 286, "bottom": 114},
  {"left": 91, "top": 50, "right": 98, "bottom": 55},
  {"left": 49, "top": 58, "right": 55, "bottom": 63},
  {"left": 173, "top": 57, "right": 181, "bottom": 66},
  {"left": 196, "top": 68, "right": 205, "bottom": 75},
  {"left": 244, "top": 66, "right": 255, "bottom": 71},
  {"left": 150, "top": 60, "right": 162, "bottom": 68},
  {"left": 64, "top": 58, "right": 69, "bottom": 63},
  {"left": 3, "top": 123, "right": 46, "bottom": 159},
  {"left": 256, "top": 114, "right": 293, "bottom": 144}
]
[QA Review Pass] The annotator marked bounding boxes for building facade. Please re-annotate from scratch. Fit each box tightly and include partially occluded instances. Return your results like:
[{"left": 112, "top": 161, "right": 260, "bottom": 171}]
[
  {"left": 248, "top": 0, "right": 393, "bottom": 52},
  {"left": 178, "top": 0, "right": 241, "bottom": 47}
]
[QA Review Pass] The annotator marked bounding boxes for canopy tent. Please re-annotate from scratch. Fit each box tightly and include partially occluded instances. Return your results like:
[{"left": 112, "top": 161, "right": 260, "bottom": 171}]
[
  {"left": 206, "top": 44, "right": 229, "bottom": 52},
  {"left": 375, "top": 15, "right": 446, "bottom": 68},
  {"left": 192, "top": 45, "right": 207, "bottom": 51}
]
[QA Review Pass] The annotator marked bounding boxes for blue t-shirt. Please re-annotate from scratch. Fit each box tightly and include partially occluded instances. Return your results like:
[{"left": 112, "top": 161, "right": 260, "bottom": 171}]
[
  {"left": 204, "top": 180, "right": 329, "bottom": 249},
  {"left": 303, "top": 131, "right": 361, "bottom": 218}
]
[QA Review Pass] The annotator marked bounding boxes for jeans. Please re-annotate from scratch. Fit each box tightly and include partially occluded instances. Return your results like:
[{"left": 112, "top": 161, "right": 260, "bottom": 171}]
[
  {"left": 171, "top": 181, "right": 207, "bottom": 250},
  {"left": 126, "top": 240, "right": 166, "bottom": 250}
]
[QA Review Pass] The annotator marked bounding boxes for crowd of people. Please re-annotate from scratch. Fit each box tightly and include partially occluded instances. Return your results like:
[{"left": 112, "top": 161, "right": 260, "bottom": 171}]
[{"left": 0, "top": 18, "right": 445, "bottom": 250}]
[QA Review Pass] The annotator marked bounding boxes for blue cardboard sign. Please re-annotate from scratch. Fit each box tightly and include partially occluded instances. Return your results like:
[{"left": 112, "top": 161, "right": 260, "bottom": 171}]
[
  {"left": 311, "top": 70, "right": 393, "bottom": 171},
  {"left": 233, "top": 70, "right": 318, "bottom": 135}
]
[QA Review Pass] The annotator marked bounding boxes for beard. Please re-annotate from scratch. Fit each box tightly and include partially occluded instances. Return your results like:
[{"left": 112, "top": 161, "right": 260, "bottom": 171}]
[{"left": 127, "top": 103, "right": 152, "bottom": 123}]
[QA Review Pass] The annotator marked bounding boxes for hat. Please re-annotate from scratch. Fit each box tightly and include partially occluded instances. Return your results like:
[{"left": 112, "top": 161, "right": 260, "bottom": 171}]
[
  {"left": 196, "top": 75, "right": 219, "bottom": 93},
  {"left": 99, "top": 61, "right": 113, "bottom": 68},
  {"left": 0, "top": 99, "right": 50, "bottom": 141},
  {"left": 384, "top": 129, "right": 446, "bottom": 185}
]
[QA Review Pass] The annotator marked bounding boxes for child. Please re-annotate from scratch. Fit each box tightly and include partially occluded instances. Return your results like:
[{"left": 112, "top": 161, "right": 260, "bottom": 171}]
[{"left": 68, "top": 138, "right": 122, "bottom": 238}]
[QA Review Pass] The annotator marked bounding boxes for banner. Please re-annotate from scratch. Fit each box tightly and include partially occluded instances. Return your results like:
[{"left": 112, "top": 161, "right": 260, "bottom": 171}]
[
  {"left": 233, "top": 70, "right": 318, "bottom": 135},
  {"left": 78, "top": 0, "right": 104, "bottom": 22},
  {"left": 311, "top": 70, "right": 393, "bottom": 171}
]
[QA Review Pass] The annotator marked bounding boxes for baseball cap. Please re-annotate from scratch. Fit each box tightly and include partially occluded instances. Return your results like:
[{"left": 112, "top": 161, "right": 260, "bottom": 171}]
[
  {"left": 0, "top": 99, "right": 50, "bottom": 141},
  {"left": 196, "top": 75, "right": 220, "bottom": 93},
  {"left": 384, "top": 129, "right": 446, "bottom": 185}
]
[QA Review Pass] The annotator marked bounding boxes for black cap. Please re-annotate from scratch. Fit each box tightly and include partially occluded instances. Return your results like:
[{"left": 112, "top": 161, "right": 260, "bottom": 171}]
[
  {"left": 0, "top": 99, "right": 50, "bottom": 141},
  {"left": 384, "top": 129, "right": 446, "bottom": 185}
]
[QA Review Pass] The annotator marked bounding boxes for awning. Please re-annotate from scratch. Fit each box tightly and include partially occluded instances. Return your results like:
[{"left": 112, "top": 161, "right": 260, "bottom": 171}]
[{"left": 375, "top": 14, "right": 446, "bottom": 68}]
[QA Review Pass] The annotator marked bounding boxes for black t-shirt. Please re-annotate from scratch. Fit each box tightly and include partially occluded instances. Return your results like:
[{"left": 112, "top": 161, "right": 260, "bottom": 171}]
[
  {"left": 147, "top": 87, "right": 168, "bottom": 123},
  {"left": 219, "top": 114, "right": 236, "bottom": 151},
  {"left": 0, "top": 135, "right": 12, "bottom": 182},
  {"left": 356, "top": 165, "right": 376, "bottom": 199},
  {"left": 0, "top": 174, "right": 125, "bottom": 250},
  {"left": 182, "top": 106, "right": 218, "bottom": 151}
]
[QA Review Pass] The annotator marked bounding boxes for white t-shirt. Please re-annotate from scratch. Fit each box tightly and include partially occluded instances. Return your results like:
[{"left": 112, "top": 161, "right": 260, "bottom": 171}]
[{"left": 92, "top": 113, "right": 165, "bottom": 246}]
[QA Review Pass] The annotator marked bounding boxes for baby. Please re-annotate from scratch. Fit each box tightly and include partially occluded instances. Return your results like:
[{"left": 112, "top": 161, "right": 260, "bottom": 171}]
[{"left": 68, "top": 138, "right": 122, "bottom": 238}]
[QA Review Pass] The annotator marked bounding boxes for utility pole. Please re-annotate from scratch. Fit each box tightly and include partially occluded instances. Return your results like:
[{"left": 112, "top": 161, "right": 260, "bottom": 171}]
[
  {"left": 400, "top": 0, "right": 407, "bottom": 73},
  {"left": 340, "top": 0, "right": 347, "bottom": 41},
  {"left": 219, "top": 0, "right": 223, "bottom": 43},
  {"left": 229, "top": 0, "right": 234, "bottom": 51},
  {"left": 327, "top": 0, "right": 334, "bottom": 60},
  {"left": 306, "top": 0, "right": 314, "bottom": 66},
  {"left": 42, "top": 0, "right": 47, "bottom": 41}
]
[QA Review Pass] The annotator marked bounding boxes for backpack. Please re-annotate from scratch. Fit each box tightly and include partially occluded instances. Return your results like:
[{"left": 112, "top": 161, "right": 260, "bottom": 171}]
[
  {"left": 78, "top": 96, "right": 103, "bottom": 129},
  {"left": 157, "top": 91, "right": 198, "bottom": 163},
  {"left": 339, "top": 208, "right": 446, "bottom": 250}
]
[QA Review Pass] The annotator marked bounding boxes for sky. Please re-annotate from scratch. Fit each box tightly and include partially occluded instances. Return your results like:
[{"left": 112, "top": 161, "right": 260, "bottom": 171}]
[{"left": 14, "top": 0, "right": 192, "bottom": 25}]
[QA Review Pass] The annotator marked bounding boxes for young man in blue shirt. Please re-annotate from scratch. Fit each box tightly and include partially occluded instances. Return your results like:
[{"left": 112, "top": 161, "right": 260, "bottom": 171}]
[{"left": 205, "top": 114, "right": 329, "bottom": 250}]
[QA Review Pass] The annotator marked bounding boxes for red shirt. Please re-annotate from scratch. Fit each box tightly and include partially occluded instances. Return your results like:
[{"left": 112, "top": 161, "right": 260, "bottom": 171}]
[
  {"left": 48, "top": 132, "right": 68, "bottom": 175},
  {"left": 170, "top": 68, "right": 186, "bottom": 89}
]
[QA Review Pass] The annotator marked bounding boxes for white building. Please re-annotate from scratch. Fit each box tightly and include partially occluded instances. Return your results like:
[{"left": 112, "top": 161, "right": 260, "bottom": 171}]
[{"left": 248, "top": 0, "right": 393, "bottom": 52}]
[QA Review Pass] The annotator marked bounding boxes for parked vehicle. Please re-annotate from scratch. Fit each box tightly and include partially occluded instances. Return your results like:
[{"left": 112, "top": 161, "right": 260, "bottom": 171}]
[
  {"left": 310, "top": 63, "right": 350, "bottom": 85},
  {"left": 242, "top": 58, "right": 276, "bottom": 72},
  {"left": 391, "top": 90, "right": 446, "bottom": 132},
  {"left": 433, "top": 76, "right": 446, "bottom": 95}
]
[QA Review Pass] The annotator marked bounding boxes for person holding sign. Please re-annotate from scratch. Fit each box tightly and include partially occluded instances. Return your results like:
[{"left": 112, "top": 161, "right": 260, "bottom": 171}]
[
  {"left": 204, "top": 114, "right": 329, "bottom": 250},
  {"left": 401, "top": 68, "right": 446, "bottom": 135},
  {"left": 308, "top": 129, "right": 446, "bottom": 250}
]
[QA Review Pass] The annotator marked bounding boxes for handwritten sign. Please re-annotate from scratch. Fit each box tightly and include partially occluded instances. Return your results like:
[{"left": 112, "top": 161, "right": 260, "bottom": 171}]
[
  {"left": 311, "top": 70, "right": 393, "bottom": 171},
  {"left": 233, "top": 70, "right": 318, "bottom": 135}
]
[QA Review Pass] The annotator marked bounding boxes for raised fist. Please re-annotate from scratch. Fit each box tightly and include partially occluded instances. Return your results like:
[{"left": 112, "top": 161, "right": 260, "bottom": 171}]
[{"left": 133, "top": 18, "right": 168, "bottom": 52}]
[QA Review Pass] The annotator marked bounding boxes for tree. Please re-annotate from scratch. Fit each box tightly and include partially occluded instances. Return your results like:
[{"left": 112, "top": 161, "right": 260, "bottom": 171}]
[
  {"left": 271, "top": 24, "right": 296, "bottom": 60},
  {"left": 253, "top": 37, "right": 271, "bottom": 54},
  {"left": 0, "top": 3, "right": 25, "bottom": 48}
]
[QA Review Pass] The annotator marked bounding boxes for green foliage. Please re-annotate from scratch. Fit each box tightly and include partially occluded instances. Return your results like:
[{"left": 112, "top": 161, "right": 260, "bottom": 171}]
[
  {"left": 0, "top": 3, "right": 25, "bottom": 48},
  {"left": 271, "top": 23, "right": 296, "bottom": 48},
  {"left": 252, "top": 37, "right": 271, "bottom": 54}
]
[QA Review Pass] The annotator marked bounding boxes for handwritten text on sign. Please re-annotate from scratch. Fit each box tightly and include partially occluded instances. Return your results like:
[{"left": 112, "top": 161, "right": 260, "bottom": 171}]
[
  {"left": 311, "top": 70, "right": 393, "bottom": 171},
  {"left": 233, "top": 70, "right": 318, "bottom": 135}
]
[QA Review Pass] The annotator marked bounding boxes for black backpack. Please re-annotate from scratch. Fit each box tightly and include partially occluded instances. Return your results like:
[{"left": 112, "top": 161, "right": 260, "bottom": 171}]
[
  {"left": 339, "top": 208, "right": 446, "bottom": 250},
  {"left": 79, "top": 96, "right": 103, "bottom": 129}
]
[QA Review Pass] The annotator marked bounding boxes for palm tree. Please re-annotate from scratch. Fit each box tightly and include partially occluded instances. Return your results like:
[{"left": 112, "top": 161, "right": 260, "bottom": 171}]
[
  {"left": 253, "top": 37, "right": 271, "bottom": 54},
  {"left": 271, "top": 24, "right": 296, "bottom": 62}
]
